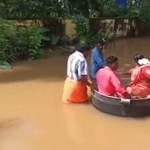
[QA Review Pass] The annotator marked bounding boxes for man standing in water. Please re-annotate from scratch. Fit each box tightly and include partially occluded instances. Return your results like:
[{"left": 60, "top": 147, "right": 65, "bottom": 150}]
[
  {"left": 90, "top": 40, "right": 105, "bottom": 90},
  {"left": 62, "top": 43, "right": 91, "bottom": 103}
]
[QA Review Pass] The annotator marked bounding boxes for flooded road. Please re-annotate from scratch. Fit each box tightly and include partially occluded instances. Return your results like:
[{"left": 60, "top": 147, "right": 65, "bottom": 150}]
[{"left": 0, "top": 37, "right": 150, "bottom": 150}]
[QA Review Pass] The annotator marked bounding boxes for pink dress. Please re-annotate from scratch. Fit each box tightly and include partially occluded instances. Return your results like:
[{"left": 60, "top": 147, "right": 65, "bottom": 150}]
[{"left": 96, "top": 66, "right": 125, "bottom": 97}]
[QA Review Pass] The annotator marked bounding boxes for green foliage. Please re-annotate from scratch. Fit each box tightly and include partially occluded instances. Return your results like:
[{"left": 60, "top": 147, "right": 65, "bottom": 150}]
[
  {"left": 92, "top": 29, "right": 114, "bottom": 46},
  {"left": 0, "top": 0, "right": 150, "bottom": 62},
  {"left": 0, "top": 0, "right": 69, "bottom": 18},
  {"left": 0, "top": 19, "right": 50, "bottom": 63},
  {"left": 89, "top": 25, "right": 115, "bottom": 48},
  {"left": 72, "top": 15, "right": 90, "bottom": 42},
  {"left": 68, "top": 0, "right": 89, "bottom": 17},
  {"left": 51, "top": 34, "right": 60, "bottom": 45},
  {"left": 103, "top": 1, "right": 128, "bottom": 17},
  {"left": 137, "top": 2, "right": 150, "bottom": 34},
  {"left": 1, "top": 0, "right": 150, "bottom": 36},
  {"left": 73, "top": 1, "right": 150, "bottom": 42},
  {"left": 71, "top": 16, "right": 114, "bottom": 47},
  {"left": 0, "top": 61, "right": 11, "bottom": 70},
  {"left": 17, "top": 26, "right": 45, "bottom": 60}
]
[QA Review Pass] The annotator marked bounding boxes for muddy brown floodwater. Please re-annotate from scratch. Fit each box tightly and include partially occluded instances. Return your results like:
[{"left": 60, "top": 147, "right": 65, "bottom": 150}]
[{"left": 1, "top": 37, "right": 150, "bottom": 150}]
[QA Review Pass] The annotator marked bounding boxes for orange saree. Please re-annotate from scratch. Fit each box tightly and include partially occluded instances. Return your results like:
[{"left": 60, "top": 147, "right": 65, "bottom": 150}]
[
  {"left": 62, "top": 77, "right": 88, "bottom": 103},
  {"left": 126, "top": 66, "right": 150, "bottom": 98}
]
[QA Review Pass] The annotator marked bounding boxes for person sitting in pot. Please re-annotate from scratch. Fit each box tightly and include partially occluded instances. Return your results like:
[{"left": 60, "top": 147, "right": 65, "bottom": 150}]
[
  {"left": 125, "top": 54, "right": 150, "bottom": 98},
  {"left": 96, "top": 56, "right": 130, "bottom": 98}
]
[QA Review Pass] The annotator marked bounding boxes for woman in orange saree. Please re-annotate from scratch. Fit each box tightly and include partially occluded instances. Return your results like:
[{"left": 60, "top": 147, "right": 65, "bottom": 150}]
[{"left": 126, "top": 54, "right": 150, "bottom": 98}]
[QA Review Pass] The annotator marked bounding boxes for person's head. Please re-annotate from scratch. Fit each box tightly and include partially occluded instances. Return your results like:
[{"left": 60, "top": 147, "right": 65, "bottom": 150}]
[
  {"left": 133, "top": 53, "right": 144, "bottom": 66},
  {"left": 95, "top": 39, "right": 104, "bottom": 51},
  {"left": 106, "top": 56, "right": 119, "bottom": 71},
  {"left": 77, "top": 43, "right": 90, "bottom": 58}
]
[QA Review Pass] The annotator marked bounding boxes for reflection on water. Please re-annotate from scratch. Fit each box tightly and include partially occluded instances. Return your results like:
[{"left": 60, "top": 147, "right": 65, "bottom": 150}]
[{"left": 0, "top": 37, "right": 150, "bottom": 150}]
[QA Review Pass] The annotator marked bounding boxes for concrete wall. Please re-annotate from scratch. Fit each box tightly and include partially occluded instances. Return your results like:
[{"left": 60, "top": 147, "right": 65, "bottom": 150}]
[
  {"left": 66, "top": 18, "right": 138, "bottom": 38},
  {"left": 11, "top": 18, "right": 138, "bottom": 38}
]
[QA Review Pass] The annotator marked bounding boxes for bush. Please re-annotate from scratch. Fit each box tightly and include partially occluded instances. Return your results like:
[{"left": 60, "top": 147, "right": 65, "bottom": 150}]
[
  {"left": 71, "top": 16, "right": 114, "bottom": 48},
  {"left": 0, "top": 18, "right": 49, "bottom": 63},
  {"left": 72, "top": 15, "right": 90, "bottom": 43}
]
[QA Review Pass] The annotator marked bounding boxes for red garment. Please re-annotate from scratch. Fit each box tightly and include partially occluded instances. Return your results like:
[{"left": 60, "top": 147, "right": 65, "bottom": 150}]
[
  {"left": 96, "top": 66, "right": 125, "bottom": 97},
  {"left": 126, "top": 65, "right": 150, "bottom": 98}
]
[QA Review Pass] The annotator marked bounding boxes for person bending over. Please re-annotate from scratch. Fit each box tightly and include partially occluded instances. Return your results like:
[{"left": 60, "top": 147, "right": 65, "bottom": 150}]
[{"left": 62, "top": 43, "right": 91, "bottom": 103}]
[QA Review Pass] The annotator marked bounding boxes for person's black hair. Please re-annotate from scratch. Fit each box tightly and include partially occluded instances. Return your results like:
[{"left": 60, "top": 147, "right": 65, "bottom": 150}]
[
  {"left": 133, "top": 53, "right": 144, "bottom": 63},
  {"left": 95, "top": 39, "right": 104, "bottom": 45},
  {"left": 106, "top": 56, "right": 118, "bottom": 65},
  {"left": 77, "top": 43, "right": 90, "bottom": 53}
]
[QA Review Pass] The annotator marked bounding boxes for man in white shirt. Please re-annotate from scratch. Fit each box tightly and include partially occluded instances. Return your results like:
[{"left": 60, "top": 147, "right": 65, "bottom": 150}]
[{"left": 62, "top": 43, "right": 91, "bottom": 103}]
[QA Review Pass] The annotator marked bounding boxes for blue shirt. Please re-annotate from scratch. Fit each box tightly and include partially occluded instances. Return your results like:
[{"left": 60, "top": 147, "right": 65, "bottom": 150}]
[{"left": 90, "top": 47, "right": 104, "bottom": 78}]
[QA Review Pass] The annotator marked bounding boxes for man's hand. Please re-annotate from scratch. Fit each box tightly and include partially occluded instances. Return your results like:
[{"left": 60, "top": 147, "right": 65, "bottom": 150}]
[{"left": 89, "top": 75, "right": 95, "bottom": 81}]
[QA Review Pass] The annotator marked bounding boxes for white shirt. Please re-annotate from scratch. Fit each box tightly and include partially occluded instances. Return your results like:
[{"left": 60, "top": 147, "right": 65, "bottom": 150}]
[{"left": 67, "top": 51, "right": 88, "bottom": 81}]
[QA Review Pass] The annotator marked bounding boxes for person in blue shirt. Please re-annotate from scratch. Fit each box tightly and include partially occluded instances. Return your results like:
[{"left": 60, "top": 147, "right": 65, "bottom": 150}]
[
  {"left": 90, "top": 40, "right": 105, "bottom": 79},
  {"left": 90, "top": 40, "right": 105, "bottom": 90}
]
